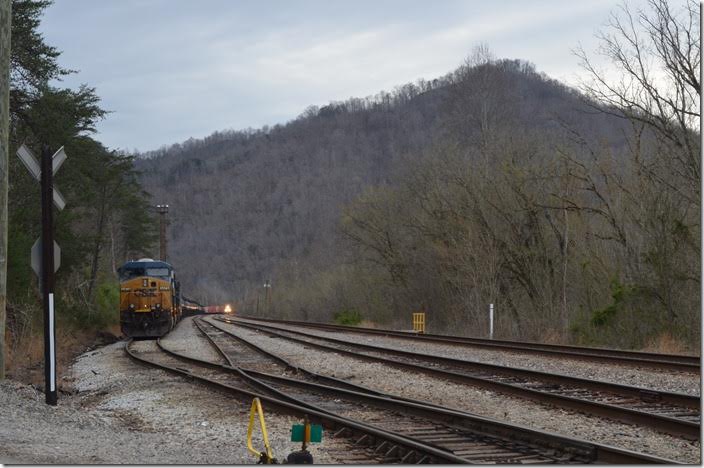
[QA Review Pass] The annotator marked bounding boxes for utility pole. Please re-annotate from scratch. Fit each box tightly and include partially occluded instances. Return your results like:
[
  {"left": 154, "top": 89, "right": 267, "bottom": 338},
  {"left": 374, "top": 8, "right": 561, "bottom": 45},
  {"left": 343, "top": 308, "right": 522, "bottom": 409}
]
[
  {"left": 263, "top": 279, "right": 271, "bottom": 315},
  {"left": 0, "top": 0, "right": 12, "bottom": 380},
  {"left": 156, "top": 204, "right": 169, "bottom": 262}
]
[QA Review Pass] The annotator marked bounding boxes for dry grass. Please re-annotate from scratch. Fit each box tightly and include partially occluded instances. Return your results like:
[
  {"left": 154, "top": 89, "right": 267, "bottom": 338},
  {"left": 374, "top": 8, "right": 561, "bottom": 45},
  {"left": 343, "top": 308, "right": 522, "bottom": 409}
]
[
  {"left": 539, "top": 328, "right": 567, "bottom": 345},
  {"left": 357, "top": 319, "right": 379, "bottom": 329},
  {"left": 6, "top": 331, "right": 45, "bottom": 384},
  {"left": 5, "top": 325, "right": 121, "bottom": 387},
  {"left": 641, "top": 332, "right": 691, "bottom": 355}
]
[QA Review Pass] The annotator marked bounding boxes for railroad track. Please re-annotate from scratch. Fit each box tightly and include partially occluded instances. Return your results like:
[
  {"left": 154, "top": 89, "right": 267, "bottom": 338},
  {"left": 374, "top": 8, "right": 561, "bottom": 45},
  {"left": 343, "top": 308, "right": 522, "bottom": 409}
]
[
  {"left": 219, "top": 317, "right": 700, "bottom": 440},
  {"left": 236, "top": 315, "right": 700, "bottom": 373},
  {"left": 126, "top": 336, "right": 463, "bottom": 463},
  {"left": 132, "top": 316, "right": 675, "bottom": 464}
]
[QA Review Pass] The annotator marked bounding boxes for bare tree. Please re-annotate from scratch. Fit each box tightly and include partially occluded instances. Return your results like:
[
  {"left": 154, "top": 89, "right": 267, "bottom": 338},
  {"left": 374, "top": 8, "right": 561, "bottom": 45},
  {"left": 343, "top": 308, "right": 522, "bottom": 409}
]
[{"left": 575, "top": 0, "right": 700, "bottom": 198}]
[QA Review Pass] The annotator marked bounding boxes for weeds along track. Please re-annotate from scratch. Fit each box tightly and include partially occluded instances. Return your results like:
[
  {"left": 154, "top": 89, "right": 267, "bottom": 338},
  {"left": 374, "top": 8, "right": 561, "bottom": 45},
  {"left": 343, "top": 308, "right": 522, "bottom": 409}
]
[
  {"left": 190, "top": 317, "right": 675, "bottom": 464},
  {"left": 219, "top": 317, "right": 700, "bottom": 440},
  {"left": 236, "top": 316, "right": 699, "bottom": 373}
]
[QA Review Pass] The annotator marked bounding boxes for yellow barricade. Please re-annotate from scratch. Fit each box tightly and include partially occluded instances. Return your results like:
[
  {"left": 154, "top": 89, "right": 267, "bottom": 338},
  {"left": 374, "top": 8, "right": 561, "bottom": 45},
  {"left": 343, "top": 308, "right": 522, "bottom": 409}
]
[{"left": 412, "top": 312, "right": 425, "bottom": 334}]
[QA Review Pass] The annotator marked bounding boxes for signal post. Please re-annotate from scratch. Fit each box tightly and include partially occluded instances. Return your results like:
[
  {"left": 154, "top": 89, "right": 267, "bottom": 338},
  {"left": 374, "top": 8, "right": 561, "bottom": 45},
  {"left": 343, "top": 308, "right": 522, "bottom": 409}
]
[
  {"left": 17, "top": 143, "right": 67, "bottom": 405},
  {"left": 40, "top": 145, "right": 57, "bottom": 405}
]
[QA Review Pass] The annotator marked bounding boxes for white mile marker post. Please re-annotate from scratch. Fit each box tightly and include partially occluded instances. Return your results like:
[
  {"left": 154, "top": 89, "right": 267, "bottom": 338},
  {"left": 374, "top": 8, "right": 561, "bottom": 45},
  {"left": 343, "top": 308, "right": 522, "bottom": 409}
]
[{"left": 489, "top": 303, "right": 494, "bottom": 339}]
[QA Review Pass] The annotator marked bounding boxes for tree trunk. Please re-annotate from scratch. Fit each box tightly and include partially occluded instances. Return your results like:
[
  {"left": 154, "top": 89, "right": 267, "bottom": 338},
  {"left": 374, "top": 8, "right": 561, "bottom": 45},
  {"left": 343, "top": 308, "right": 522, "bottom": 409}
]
[
  {"left": 0, "top": 0, "right": 12, "bottom": 380},
  {"left": 109, "top": 220, "right": 116, "bottom": 274},
  {"left": 87, "top": 187, "right": 107, "bottom": 303}
]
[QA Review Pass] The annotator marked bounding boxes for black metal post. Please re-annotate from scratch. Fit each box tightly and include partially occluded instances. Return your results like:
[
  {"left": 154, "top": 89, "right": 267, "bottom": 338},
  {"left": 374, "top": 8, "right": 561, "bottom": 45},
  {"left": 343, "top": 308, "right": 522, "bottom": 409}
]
[{"left": 40, "top": 145, "right": 56, "bottom": 405}]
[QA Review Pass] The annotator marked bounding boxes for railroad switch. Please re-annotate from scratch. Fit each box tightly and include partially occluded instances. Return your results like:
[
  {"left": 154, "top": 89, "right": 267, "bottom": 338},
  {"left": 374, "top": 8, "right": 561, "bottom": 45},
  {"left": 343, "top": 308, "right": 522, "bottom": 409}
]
[
  {"left": 247, "top": 398, "right": 278, "bottom": 464},
  {"left": 286, "top": 415, "right": 322, "bottom": 464},
  {"left": 246, "top": 400, "right": 323, "bottom": 464}
]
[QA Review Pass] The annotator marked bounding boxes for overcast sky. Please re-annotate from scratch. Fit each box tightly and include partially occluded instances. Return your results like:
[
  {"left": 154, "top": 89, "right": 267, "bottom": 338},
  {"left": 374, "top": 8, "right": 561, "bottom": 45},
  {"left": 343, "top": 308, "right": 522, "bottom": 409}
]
[{"left": 38, "top": 0, "right": 653, "bottom": 152}]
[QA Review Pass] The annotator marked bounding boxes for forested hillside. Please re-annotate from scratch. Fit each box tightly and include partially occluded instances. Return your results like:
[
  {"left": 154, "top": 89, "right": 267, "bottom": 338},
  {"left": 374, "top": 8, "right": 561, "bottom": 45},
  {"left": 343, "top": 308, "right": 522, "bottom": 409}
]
[
  {"left": 137, "top": 58, "right": 620, "bottom": 302},
  {"left": 139, "top": 2, "right": 699, "bottom": 350}
]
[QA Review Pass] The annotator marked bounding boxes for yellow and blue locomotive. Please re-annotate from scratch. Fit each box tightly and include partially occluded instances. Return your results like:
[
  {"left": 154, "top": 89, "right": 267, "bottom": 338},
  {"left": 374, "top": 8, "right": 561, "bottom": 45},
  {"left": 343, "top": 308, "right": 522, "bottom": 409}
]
[{"left": 118, "top": 258, "right": 181, "bottom": 337}]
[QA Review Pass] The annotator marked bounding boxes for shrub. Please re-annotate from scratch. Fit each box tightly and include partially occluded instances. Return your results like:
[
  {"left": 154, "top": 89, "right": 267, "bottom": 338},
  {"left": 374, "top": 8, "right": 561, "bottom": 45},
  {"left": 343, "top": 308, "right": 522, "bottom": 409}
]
[
  {"left": 590, "top": 279, "right": 638, "bottom": 327},
  {"left": 333, "top": 309, "right": 363, "bottom": 325},
  {"left": 67, "top": 280, "right": 119, "bottom": 330}
]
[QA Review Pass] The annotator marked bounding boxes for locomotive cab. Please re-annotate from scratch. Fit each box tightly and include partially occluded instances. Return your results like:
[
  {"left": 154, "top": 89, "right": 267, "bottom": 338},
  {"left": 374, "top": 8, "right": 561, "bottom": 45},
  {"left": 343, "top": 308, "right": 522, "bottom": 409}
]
[{"left": 118, "top": 259, "right": 180, "bottom": 338}]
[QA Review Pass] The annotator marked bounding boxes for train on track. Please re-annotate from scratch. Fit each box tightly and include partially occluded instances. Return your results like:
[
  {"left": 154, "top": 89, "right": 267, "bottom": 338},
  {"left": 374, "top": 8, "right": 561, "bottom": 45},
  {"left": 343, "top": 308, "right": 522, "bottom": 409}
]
[
  {"left": 118, "top": 258, "right": 183, "bottom": 338},
  {"left": 118, "top": 257, "right": 234, "bottom": 337}
]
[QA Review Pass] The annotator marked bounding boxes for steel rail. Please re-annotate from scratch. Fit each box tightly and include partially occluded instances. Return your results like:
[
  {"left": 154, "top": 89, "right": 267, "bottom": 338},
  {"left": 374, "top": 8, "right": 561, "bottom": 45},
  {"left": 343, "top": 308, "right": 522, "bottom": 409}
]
[
  {"left": 225, "top": 318, "right": 700, "bottom": 410},
  {"left": 237, "top": 315, "right": 700, "bottom": 372},
  {"left": 198, "top": 317, "right": 485, "bottom": 414},
  {"left": 152, "top": 338, "right": 582, "bottom": 464},
  {"left": 157, "top": 323, "right": 676, "bottom": 464},
  {"left": 222, "top": 317, "right": 700, "bottom": 440},
  {"left": 240, "top": 368, "right": 675, "bottom": 465},
  {"left": 195, "top": 317, "right": 433, "bottom": 399},
  {"left": 124, "top": 338, "right": 470, "bottom": 464}
]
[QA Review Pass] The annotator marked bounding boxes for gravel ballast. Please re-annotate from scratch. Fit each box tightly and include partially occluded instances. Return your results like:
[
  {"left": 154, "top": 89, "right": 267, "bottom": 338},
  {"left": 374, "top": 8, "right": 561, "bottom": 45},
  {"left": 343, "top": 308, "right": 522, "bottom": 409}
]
[
  {"left": 2, "top": 315, "right": 698, "bottom": 464},
  {"left": 211, "top": 318, "right": 700, "bottom": 464},
  {"left": 0, "top": 317, "right": 346, "bottom": 464},
  {"left": 234, "top": 318, "right": 700, "bottom": 396}
]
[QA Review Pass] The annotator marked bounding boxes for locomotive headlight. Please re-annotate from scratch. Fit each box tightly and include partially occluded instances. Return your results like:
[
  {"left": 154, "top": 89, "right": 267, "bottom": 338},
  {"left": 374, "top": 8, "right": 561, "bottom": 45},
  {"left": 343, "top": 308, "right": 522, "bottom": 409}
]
[
  {"left": 156, "top": 303, "right": 161, "bottom": 308},
  {"left": 129, "top": 303, "right": 135, "bottom": 309}
]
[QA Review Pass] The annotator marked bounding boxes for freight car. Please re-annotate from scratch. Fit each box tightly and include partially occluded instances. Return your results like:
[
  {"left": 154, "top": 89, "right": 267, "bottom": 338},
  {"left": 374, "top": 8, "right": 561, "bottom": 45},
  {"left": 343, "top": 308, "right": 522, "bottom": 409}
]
[
  {"left": 118, "top": 258, "right": 182, "bottom": 337},
  {"left": 181, "top": 295, "right": 206, "bottom": 317},
  {"left": 202, "top": 304, "right": 234, "bottom": 314}
]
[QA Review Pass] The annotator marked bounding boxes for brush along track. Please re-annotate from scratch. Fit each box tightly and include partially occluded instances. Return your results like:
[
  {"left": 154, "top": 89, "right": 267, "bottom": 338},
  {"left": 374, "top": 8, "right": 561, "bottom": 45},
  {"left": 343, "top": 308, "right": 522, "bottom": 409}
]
[
  {"left": 237, "top": 315, "right": 699, "bottom": 373},
  {"left": 219, "top": 317, "right": 700, "bottom": 440},
  {"left": 184, "top": 318, "right": 675, "bottom": 464}
]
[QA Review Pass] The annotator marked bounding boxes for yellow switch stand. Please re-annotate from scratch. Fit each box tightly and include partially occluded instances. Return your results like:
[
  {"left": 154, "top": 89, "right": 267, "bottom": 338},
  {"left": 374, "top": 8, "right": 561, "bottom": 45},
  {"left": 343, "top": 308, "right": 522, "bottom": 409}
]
[{"left": 246, "top": 397, "right": 276, "bottom": 464}]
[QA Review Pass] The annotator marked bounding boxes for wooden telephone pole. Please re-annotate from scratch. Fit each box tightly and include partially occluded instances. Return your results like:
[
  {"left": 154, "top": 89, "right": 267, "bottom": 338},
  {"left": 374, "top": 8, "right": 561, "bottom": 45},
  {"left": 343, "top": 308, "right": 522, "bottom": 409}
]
[
  {"left": 156, "top": 204, "right": 169, "bottom": 262},
  {"left": 0, "top": 0, "right": 12, "bottom": 380}
]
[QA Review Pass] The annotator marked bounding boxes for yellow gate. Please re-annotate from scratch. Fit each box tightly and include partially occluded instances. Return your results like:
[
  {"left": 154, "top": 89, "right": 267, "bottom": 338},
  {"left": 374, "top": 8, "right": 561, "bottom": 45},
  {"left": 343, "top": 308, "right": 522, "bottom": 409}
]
[{"left": 412, "top": 312, "right": 425, "bottom": 334}]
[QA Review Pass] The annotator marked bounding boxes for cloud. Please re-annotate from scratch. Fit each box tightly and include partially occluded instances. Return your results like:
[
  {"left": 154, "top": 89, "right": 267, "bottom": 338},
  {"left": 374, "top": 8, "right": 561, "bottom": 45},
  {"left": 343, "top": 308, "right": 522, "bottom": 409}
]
[{"left": 39, "top": 0, "right": 653, "bottom": 151}]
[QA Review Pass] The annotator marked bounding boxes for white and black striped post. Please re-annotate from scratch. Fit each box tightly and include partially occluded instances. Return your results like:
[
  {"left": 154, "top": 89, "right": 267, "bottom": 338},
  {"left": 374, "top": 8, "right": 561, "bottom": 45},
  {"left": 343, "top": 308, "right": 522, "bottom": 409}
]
[
  {"left": 16, "top": 143, "right": 65, "bottom": 405},
  {"left": 40, "top": 144, "right": 57, "bottom": 406}
]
